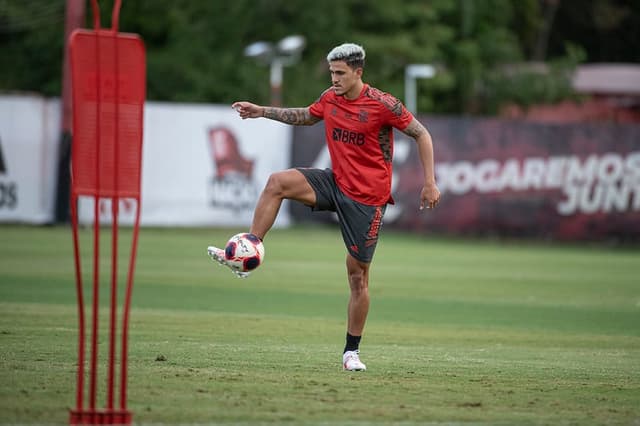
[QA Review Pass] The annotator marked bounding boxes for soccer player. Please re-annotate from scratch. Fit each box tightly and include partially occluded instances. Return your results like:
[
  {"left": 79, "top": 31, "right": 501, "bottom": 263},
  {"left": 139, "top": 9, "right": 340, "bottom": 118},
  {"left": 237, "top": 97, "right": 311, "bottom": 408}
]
[{"left": 208, "top": 43, "right": 440, "bottom": 371}]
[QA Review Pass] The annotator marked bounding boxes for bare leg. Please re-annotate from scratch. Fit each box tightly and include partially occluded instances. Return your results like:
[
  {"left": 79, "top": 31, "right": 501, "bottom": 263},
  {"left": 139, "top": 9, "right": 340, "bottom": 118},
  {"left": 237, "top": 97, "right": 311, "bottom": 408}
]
[
  {"left": 346, "top": 254, "right": 370, "bottom": 336},
  {"left": 250, "top": 169, "right": 316, "bottom": 239}
]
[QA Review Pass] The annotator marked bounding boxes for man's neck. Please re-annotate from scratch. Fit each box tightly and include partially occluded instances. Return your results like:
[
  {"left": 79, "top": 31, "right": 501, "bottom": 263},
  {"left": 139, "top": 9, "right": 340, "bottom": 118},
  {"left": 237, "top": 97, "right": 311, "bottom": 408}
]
[{"left": 344, "top": 81, "right": 364, "bottom": 100}]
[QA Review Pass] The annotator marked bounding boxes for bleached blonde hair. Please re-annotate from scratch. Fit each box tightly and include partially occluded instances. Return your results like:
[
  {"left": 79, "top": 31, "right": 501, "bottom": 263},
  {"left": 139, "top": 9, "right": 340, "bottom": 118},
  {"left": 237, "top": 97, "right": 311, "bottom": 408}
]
[{"left": 327, "top": 43, "right": 365, "bottom": 69}]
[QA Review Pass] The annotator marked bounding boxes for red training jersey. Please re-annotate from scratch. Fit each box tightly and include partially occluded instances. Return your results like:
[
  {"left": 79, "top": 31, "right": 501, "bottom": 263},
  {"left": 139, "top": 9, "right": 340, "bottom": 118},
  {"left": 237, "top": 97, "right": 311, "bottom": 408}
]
[{"left": 309, "top": 83, "right": 413, "bottom": 205}]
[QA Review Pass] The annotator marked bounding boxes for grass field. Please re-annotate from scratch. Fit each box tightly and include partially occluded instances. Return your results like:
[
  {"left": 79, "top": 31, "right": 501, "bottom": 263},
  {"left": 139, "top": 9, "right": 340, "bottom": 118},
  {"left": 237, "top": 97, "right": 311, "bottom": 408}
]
[{"left": 0, "top": 224, "right": 639, "bottom": 425}]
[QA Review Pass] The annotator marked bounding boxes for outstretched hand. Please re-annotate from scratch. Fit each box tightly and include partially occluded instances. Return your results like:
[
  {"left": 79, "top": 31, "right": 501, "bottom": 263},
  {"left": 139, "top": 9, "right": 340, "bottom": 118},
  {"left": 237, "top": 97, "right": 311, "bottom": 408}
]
[
  {"left": 231, "top": 101, "right": 264, "bottom": 119},
  {"left": 419, "top": 183, "right": 441, "bottom": 210}
]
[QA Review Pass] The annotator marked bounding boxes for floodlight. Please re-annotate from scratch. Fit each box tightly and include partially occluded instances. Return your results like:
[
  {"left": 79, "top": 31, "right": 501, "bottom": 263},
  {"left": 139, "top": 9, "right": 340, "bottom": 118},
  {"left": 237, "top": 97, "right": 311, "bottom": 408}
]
[
  {"left": 244, "top": 35, "right": 307, "bottom": 106},
  {"left": 406, "top": 64, "right": 435, "bottom": 79},
  {"left": 404, "top": 64, "right": 436, "bottom": 113},
  {"left": 277, "top": 35, "right": 306, "bottom": 56},
  {"left": 244, "top": 41, "right": 274, "bottom": 64}
]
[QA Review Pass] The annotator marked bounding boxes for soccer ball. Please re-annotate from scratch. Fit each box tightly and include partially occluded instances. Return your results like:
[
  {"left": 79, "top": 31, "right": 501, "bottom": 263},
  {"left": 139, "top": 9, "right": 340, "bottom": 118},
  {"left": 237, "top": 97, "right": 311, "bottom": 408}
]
[{"left": 224, "top": 233, "right": 265, "bottom": 273}]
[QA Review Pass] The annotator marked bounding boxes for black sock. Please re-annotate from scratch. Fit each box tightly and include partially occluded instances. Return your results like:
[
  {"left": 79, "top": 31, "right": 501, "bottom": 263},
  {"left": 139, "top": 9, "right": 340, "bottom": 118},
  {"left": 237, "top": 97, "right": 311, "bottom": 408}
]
[{"left": 344, "top": 333, "right": 361, "bottom": 353}]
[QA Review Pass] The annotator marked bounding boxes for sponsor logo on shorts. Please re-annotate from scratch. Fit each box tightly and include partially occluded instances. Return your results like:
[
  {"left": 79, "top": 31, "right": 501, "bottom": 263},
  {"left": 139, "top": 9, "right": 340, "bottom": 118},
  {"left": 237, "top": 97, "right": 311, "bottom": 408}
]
[
  {"left": 367, "top": 207, "right": 383, "bottom": 239},
  {"left": 364, "top": 207, "right": 383, "bottom": 248}
]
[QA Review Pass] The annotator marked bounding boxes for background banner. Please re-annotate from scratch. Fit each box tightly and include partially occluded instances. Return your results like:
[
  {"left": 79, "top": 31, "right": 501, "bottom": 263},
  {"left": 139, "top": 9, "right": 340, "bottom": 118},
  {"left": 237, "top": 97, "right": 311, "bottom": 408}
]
[
  {"left": 78, "top": 101, "right": 293, "bottom": 227},
  {"left": 292, "top": 118, "right": 640, "bottom": 241},
  {"left": 3, "top": 93, "right": 637, "bottom": 240},
  {"left": 0, "top": 95, "right": 60, "bottom": 224}
]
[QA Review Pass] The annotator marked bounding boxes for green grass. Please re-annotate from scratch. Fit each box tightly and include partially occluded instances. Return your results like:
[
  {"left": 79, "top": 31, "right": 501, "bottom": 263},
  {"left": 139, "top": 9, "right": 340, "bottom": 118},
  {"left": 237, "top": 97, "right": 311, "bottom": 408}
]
[{"left": 0, "top": 224, "right": 639, "bottom": 425}]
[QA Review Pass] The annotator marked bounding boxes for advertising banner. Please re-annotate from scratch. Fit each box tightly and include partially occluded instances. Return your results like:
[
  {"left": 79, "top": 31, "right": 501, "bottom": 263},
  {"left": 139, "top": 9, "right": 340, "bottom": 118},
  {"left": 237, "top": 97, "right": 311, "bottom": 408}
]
[
  {"left": 292, "top": 118, "right": 640, "bottom": 241},
  {"left": 0, "top": 95, "right": 60, "bottom": 224},
  {"left": 78, "top": 101, "right": 292, "bottom": 227}
]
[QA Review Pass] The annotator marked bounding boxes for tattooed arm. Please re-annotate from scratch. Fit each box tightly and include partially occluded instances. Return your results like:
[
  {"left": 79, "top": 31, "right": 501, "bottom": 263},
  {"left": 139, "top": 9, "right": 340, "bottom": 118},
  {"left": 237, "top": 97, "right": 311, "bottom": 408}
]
[
  {"left": 231, "top": 101, "right": 321, "bottom": 126},
  {"left": 263, "top": 107, "right": 321, "bottom": 126},
  {"left": 402, "top": 118, "right": 441, "bottom": 210}
]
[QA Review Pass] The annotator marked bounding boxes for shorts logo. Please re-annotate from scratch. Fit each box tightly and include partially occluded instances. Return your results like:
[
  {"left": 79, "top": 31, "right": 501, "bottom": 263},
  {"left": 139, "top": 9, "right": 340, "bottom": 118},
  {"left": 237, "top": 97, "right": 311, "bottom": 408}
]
[
  {"left": 332, "top": 127, "right": 365, "bottom": 146},
  {"left": 367, "top": 207, "right": 383, "bottom": 240}
]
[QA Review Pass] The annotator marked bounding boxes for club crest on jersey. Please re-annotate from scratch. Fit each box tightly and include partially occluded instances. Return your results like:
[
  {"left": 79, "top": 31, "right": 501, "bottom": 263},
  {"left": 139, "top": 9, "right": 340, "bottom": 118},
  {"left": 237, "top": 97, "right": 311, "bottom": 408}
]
[{"left": 332, "top": 127, "right": 365, "bottom": 146}]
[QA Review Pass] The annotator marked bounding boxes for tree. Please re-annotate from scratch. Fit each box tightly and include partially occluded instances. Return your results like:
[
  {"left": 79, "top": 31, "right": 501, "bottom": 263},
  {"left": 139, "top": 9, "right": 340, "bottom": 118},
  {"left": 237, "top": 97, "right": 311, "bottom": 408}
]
[{"left": 1, "top": 0, "right": 637, "bottom": 114}]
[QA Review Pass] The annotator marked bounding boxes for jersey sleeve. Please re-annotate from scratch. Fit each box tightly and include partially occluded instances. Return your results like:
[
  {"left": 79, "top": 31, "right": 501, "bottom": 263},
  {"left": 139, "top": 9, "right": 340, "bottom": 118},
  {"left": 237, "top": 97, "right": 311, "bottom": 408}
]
[
  {"left": 384, "top": 97, "right": 414, "bottom": 131},
  {"left": 308, "top": 88, "right": 332, "bottom": 118}
]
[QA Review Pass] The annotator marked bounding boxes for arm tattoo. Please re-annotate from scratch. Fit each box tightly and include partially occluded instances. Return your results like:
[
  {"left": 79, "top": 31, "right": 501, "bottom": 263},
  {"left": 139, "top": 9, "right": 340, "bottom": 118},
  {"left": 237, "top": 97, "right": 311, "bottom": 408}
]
[
  {"left": 402, "top": 118, "right": 428, "bottom": 139},
  {"left": 263, "top": 107, "right": 321, "bottom": 126}
]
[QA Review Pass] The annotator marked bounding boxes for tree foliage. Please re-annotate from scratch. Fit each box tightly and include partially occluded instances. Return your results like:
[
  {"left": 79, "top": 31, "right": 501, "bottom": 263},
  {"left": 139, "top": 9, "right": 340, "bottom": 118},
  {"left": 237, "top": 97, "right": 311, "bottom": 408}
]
[{"left": 0, "top": 0, "right": 637, "bottom": 114}]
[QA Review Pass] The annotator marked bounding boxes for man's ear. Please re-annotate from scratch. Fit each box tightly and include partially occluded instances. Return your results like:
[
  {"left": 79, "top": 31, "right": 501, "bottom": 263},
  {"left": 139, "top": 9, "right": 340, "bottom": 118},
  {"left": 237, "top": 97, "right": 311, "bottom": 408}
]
[{"left": 356, "top": 67, "right": 363, "bottom": 78}]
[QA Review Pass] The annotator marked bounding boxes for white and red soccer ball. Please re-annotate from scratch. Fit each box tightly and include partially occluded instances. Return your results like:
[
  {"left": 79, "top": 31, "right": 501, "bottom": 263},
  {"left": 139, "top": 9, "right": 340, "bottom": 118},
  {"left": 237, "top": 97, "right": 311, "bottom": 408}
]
[{"left": 224, "top": 233, "right": 265, "bottom": 273}]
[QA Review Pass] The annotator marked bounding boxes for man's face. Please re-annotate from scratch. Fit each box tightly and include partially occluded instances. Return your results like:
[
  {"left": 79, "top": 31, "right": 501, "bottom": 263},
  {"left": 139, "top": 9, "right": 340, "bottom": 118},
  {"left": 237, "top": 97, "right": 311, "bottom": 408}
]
[{"left": 329, "top": 60, "right": 362, "bottom": 98}]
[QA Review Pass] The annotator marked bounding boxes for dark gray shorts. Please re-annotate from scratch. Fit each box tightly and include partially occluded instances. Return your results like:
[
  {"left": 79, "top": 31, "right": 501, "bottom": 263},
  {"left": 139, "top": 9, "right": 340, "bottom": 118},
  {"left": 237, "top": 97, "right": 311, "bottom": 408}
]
[{"left": 297, "top": 167, "right": 386, "bottom": 263}]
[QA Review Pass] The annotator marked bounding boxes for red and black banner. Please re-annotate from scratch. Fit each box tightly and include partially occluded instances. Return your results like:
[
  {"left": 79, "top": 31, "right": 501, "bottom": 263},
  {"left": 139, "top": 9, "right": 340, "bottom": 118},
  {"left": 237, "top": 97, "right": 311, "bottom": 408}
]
[{"left": 291, "top": 118, "right": 640, "bottom": 241}]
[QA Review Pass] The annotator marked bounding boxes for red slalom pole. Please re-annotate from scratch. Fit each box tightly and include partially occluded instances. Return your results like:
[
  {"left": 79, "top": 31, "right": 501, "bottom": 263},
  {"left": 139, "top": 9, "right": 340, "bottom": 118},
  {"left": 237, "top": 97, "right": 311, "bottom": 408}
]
[{"left": 68, "top": 0, "right": 145, "bottom": 423}]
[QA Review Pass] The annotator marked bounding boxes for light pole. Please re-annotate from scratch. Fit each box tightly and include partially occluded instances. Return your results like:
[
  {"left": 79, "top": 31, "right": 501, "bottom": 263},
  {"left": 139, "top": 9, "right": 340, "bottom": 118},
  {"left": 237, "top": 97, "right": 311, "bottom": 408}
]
[
  {"left": 244, "top": 35, "right": 306, "bottom": 107},
  {"left": 404, "top": 64, "right": 435, "bottom": 114}
]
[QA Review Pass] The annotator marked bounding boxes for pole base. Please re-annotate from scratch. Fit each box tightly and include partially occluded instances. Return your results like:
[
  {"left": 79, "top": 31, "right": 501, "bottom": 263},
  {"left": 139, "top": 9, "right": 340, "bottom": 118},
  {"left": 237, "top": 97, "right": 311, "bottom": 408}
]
[{"left": 70, "top": 409, "right": 132, "bottom": 425}]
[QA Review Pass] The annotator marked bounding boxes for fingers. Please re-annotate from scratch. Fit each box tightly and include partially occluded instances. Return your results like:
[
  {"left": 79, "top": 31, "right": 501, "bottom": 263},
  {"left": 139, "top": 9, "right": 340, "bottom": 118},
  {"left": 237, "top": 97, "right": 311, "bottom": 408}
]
[
  {"left": 231, "top": 102, "right": 251, "bottom": 119},
  {"left": 231, "top": 102, "right": 245, "bottom": 113},
  {"left": 421, "top": 196, "right": 440, "bottom": 210}
]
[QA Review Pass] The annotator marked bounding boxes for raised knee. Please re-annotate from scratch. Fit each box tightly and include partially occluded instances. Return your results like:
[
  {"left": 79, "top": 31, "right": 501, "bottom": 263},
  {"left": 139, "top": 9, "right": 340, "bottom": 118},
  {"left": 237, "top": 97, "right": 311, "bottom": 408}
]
[{"left": 263, "top": 173, "right": 286, "bottom": 197}]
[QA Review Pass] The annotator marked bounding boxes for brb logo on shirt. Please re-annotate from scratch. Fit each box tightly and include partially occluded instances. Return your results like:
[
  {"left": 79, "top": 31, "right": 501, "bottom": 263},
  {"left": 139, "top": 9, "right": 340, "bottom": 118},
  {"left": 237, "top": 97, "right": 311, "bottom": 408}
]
[{"left": 332, "top": 127, "right": 365, "bottom": 146}]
